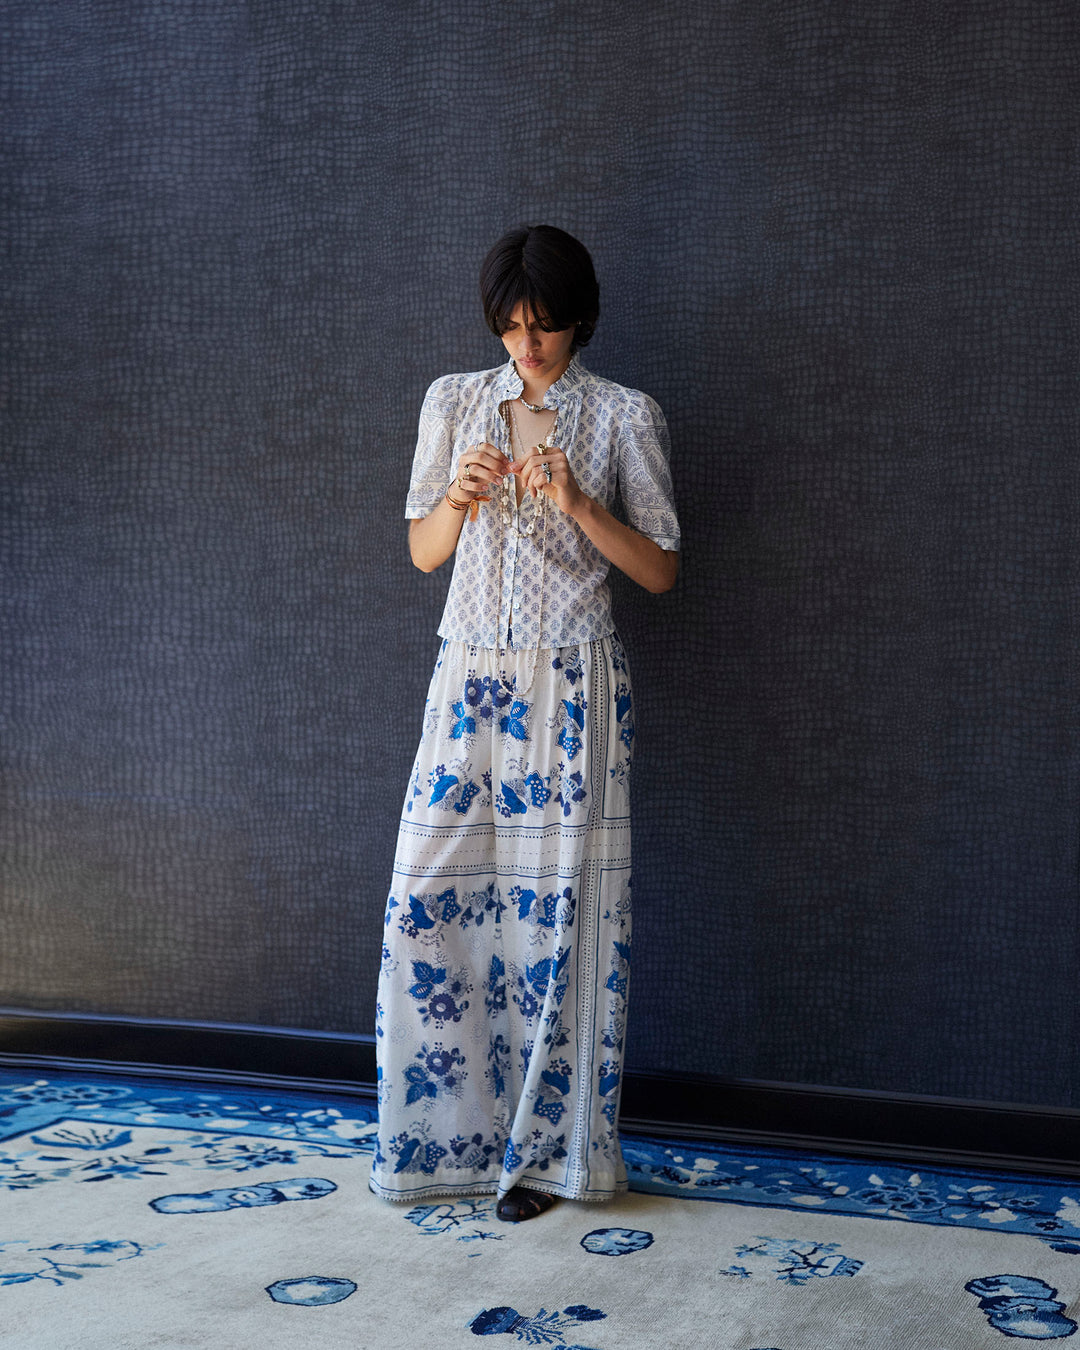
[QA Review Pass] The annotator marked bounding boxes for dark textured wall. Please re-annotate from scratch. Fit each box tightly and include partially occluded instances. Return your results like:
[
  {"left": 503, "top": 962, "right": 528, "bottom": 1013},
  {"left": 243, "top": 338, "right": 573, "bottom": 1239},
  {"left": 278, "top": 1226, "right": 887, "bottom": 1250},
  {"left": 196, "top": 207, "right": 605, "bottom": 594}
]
[{"left": 3, "top": 2, "right": 1077, "bottom": 1106}]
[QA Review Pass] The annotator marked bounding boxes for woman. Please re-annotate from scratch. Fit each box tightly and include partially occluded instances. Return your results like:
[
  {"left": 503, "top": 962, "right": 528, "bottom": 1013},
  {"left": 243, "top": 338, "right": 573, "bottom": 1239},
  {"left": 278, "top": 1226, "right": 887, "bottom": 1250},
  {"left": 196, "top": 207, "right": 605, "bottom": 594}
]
[{"left": 372, "top": 225, "right": 680, "bottom": 1222}]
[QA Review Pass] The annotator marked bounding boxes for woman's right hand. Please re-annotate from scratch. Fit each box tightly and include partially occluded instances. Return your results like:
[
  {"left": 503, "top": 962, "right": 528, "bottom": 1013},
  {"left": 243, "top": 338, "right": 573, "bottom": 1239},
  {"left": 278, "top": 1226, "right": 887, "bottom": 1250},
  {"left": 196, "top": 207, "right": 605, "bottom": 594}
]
[
  {"left": 410, "top": 442, "right": 510, "bottom": 573},
  {"left": 450, "top": 442, "right": 509, "bottom": 507}
]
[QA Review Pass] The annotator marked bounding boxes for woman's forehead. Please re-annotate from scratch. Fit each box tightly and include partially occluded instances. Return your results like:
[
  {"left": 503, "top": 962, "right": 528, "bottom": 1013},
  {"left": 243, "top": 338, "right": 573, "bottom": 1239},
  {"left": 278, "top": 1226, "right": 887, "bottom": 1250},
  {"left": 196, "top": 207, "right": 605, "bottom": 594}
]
[{"left": 506, "top": 299, "right": 564, "bottom": 330}]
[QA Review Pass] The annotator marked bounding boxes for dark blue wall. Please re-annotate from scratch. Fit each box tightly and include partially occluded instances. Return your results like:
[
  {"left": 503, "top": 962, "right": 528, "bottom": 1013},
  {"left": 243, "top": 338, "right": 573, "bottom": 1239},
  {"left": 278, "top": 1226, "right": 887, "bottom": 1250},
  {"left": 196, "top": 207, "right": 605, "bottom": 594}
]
[{"left": 3, "top": 1, "right": 1077, "bottom": 1105}]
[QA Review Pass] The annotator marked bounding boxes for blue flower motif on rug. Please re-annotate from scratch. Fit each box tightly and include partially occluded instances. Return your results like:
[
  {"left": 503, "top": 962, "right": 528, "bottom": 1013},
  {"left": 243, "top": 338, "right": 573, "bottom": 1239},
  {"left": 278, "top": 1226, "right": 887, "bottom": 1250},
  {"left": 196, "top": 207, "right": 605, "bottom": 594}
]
[
  {"left": 266, "top": 1276, "right": 357, "bottom": 1306},
  {"left": 150, "top": 1176, "right": 335, "bottom": 1213},
  {"left": 580, "top": 1228, "right": 654, "bottom": 1256},
  {"left": 1, "top": 1084, "right": 131, "bottom": 1106},
  {"left": 965, "top": 1276, "right": 1078, "bottom": 1339},
  {"left": 623, "top": 1137, "right": 1080, "bottom": 1242},
  {"left": 0, "top": 1239, "right": 157, "bottom": 1287},
  {"left": 0, "top": 1121, "right": 358, "bottom": 1190},
  {"left": 721, "top": 1236, "right": 863, "bottom": 1285},
  {"left": 0, "top": 1075, "right": 378, "bottom": 1152},
  {"left": 405, "top": 1199, "right": 503, "bottom": 1244},
  {"left": 469, "top": 1304, "right": 606, "bottom": 1344}
]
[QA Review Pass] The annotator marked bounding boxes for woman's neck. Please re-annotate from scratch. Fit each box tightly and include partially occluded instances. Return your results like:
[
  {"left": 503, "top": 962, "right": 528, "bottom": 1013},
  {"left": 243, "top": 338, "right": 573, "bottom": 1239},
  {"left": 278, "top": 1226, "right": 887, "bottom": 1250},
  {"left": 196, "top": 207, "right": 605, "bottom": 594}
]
[{"left": 515, "top": 354, "right": 572, "bottom": 407}]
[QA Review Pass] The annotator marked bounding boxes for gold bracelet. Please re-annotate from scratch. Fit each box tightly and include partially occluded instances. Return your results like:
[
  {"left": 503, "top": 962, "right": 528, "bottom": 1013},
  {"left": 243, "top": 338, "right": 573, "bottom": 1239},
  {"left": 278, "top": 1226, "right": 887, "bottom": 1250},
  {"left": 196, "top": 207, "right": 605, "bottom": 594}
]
[{"left": 445, "top": 488, "right": 471, "bottom": 511}]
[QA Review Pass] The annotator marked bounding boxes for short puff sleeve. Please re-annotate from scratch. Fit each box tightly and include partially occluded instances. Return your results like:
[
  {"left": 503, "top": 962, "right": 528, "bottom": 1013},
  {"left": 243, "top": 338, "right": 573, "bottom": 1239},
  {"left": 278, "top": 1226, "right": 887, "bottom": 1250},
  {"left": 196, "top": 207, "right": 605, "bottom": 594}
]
[
  {"left": 618, "top": 391, "right": 681, "bottom": 552},
  {"left": 405, "top": 377, "right": 458, "bottom": 519}
]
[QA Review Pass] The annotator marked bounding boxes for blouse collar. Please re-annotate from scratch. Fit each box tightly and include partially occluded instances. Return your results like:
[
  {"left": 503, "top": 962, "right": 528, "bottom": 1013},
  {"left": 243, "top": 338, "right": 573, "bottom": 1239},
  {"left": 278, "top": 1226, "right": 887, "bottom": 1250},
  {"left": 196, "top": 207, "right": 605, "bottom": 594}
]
[{"left": 494, "top": 353, "right": 587, "bottom": 409}]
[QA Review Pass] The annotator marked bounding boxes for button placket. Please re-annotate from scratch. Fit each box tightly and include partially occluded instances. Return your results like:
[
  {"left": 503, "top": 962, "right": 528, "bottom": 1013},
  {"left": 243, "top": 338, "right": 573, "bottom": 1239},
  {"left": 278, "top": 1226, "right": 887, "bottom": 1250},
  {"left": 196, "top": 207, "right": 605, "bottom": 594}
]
[{"left": 500, "top": 525, "right": 518, "bottom": 648}]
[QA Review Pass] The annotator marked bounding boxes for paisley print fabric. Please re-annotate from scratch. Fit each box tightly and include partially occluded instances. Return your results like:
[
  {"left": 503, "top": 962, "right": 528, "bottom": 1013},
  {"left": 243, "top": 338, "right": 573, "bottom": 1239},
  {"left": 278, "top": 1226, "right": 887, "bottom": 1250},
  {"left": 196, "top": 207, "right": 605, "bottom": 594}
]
[
  {"left": 372, "top": 636, "right": 634, "bottom": 1203},
  {"left": 405, "top": 357, "right": 681, "bottom": 650}
]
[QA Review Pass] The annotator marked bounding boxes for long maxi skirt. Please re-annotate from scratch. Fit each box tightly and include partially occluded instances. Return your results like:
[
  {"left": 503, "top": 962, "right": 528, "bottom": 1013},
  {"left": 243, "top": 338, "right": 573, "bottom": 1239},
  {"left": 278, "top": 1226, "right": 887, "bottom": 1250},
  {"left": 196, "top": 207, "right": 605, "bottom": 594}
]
[{"left": 371, "top": 634, "right": 634, "bottom": 1204}]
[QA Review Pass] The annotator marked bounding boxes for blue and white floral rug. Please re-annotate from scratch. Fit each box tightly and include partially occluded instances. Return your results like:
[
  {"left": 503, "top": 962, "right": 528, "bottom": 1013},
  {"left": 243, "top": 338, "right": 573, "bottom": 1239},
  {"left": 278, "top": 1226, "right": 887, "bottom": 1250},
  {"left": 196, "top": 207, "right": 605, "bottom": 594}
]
[{"left": 2, "top": 1067, "right": 1079, "bottom": 1348}]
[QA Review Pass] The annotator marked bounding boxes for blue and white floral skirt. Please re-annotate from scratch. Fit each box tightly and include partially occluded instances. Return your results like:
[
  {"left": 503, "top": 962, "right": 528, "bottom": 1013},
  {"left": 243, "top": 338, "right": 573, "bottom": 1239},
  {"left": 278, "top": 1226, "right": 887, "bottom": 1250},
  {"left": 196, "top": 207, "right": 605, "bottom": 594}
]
[{"left": 372, "top": 634, "right": 634, "bottom": 1204}]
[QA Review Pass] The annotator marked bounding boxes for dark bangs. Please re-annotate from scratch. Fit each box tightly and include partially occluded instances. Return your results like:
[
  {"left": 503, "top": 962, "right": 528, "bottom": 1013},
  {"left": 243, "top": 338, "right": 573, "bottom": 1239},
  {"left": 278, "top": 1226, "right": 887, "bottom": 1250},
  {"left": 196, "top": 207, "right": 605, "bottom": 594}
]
[{"left": 479, "top": 225, "right": 600, "bottom": 349}]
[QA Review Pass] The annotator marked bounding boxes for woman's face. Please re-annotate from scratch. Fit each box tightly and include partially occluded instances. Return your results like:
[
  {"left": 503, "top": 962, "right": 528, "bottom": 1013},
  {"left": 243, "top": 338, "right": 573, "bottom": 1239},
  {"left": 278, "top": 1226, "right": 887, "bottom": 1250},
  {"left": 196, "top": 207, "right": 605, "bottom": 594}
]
[{"left": 500, "top": 302, "right": 576, "bottom": 385}]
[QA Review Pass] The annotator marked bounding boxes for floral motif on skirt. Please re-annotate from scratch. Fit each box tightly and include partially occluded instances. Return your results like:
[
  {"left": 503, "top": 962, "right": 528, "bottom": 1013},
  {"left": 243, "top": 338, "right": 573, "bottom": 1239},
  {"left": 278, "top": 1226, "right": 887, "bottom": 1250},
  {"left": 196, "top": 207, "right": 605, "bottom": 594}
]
[{"left": 372, "top": 634, "right": 634, "bottom": 1203}]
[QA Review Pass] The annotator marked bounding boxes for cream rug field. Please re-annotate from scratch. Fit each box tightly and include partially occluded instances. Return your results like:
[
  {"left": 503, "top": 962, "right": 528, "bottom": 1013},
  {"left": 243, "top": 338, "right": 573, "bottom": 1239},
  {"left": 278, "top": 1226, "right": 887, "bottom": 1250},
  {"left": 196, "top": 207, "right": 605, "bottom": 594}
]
[{"left": 1, "top": 1069, "right": 1078, "bottom": 1348}]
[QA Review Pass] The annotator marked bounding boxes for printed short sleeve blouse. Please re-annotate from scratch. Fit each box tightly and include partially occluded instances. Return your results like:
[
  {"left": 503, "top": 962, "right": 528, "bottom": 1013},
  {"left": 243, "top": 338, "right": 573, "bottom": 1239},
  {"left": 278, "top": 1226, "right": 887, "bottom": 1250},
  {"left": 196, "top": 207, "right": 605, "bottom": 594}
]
[{"left": 405, "top": 356, "right": 680, "bottom": 651}]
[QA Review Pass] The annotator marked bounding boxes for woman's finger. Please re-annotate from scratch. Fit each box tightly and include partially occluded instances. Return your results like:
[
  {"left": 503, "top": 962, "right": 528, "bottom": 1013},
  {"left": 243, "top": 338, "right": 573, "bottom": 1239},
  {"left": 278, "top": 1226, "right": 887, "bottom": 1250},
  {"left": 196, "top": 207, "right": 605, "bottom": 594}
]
[
  {"left": 469, "top": 448, "right": 507, "bottom": 473},
  {"left": 475, "top": 440, "right": 509, "bottom": 464},
  {"left": 510, "top": 445, "right": 565, "bottom": 475},
  {"left": 458, "top": 465, "right": 502, "bottom": 489},
  {"left": 458, "top": 445, "right": 508, "bottom": 488},
  {"left": 525, "top": 464, "right": 557, "bottom": 498}
]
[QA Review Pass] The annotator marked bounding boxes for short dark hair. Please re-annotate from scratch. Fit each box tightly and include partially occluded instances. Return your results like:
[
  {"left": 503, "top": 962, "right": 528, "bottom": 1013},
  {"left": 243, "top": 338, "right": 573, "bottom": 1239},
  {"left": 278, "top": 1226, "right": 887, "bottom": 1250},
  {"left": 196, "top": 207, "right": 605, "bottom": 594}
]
[{"left": 479, "top": 225, "right": 600, "bottom": 350}]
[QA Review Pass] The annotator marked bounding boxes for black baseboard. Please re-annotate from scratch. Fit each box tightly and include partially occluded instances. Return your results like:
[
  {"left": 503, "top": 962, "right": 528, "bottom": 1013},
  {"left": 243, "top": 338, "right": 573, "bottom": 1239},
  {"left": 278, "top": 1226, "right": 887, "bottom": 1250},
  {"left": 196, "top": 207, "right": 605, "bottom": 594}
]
[
  {"left": 0, "top": 1011, "right": 370, "bottom": 1094},
  {"left": 620, "top": 1070, "right": 1080, "bottom": 1178},
  {"left": 1, "top": 1010, "right": 1077, "bottom": 1178}
]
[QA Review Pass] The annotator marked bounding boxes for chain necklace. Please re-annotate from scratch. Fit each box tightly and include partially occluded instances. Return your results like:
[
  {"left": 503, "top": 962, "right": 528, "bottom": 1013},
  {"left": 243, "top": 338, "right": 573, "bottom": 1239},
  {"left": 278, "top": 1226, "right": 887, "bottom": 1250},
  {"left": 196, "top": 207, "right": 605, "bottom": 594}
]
[
  {"left": 497, "top": 398, "right": 556, "bottom": 697},
  {"left": 511, "top": 354, "right": 548, "bottom": 412},
  {"left": 502, "top": 399, "right": 557, "bottom": 536}
]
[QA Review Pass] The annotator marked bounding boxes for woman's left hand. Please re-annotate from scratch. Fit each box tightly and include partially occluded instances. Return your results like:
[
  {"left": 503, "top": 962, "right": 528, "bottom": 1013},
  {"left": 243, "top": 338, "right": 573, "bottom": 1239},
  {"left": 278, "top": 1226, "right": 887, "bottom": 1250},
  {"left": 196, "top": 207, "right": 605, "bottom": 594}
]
[
  {"left": 512, "top": 441, "right": 678, "bottom": 593},
  {"left": 509, "top": 443, "right": 585, "bottom": 516}
]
